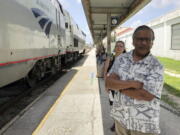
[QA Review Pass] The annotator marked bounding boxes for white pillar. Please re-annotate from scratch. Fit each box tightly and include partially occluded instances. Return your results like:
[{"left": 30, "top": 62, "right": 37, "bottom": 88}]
[{"left": 107, "top": 13, "right": 111, "bottom": 56}]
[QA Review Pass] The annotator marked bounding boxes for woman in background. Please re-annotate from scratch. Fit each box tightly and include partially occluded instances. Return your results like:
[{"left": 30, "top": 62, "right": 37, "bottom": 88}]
[
  {"left": 103, "top": 41, "right": 126, "bottom": 132},
  {"left": 96, "top": 46, "right": 106, "bottom": 78}
]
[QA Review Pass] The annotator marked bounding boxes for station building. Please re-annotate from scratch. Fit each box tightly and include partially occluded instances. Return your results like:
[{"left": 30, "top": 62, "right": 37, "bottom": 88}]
[{"left": 116, "top": 9, "right": 180, "bottom": 60}]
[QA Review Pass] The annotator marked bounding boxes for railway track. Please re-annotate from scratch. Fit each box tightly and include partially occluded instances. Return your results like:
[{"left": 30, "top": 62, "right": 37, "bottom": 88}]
[
  {"left": 0, "top": 72, "right": 64, "bottom": 129},
  {"left": 0, "top": 56, "right": 84, "bottom": 129}
]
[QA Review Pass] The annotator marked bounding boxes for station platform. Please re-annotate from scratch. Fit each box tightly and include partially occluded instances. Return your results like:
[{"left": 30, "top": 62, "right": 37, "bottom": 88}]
[
  {"left": 2, "top": 49, "right": 180, "bottom": 135},
  {"left": 32, "top": 49, "right": 104, "bottom": 135},
  {"left": 2, "top": 49, "right": 114, "bottom": 135}
]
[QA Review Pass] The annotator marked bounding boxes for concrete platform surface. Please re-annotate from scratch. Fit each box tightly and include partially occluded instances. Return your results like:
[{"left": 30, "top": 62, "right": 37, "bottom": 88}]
[{"left": 32, "top": 49, "right": 104, "bottom": 135}]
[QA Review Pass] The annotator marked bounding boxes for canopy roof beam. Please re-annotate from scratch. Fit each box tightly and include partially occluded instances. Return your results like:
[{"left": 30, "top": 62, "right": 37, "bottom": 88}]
[
  {"left": 91, "top": 7, "right": 127, "bottom": 14},
  {"left": 82, "top": 0, "right": 151, "bottom": 44}
]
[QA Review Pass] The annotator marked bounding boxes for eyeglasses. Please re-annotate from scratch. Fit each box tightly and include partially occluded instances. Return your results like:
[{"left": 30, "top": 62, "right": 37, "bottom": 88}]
[
  {"left": 135, "top": 37, "right": 153, "bottom": 43},
  {"left": 115, "top": 45, "right": 124, "bottom": 48}
]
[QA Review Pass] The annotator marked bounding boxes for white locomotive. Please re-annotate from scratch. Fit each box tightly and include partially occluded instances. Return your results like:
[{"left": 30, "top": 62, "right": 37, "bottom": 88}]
[{"left": 0, "top": 0, "right": 86, "bottom": 87}]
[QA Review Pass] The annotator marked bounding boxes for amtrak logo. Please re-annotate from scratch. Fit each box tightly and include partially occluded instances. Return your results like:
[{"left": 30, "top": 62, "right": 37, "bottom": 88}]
[{"left": 31, "top": 8, "right": 52, "bottom": 37}]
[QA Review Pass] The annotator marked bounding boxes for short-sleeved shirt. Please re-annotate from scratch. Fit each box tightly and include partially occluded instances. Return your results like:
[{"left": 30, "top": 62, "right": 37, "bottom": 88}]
[{"left": 110, "top": 50, "right": 164, "bottom": 134}]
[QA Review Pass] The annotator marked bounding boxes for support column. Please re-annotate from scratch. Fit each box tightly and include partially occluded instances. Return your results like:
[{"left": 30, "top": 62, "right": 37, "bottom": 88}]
[{"left": 107, "top": 13, "right": 111, "bottom": 56}]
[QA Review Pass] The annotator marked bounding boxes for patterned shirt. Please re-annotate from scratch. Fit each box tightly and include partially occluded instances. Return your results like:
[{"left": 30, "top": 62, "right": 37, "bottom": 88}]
[{"left": 110, "top": 50, "right": 164, "bottom": 134}]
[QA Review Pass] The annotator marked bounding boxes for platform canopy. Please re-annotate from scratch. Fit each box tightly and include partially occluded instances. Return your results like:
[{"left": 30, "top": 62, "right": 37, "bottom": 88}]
[{"left": 82, "top": 0, "right": 151, "bottom": 44}]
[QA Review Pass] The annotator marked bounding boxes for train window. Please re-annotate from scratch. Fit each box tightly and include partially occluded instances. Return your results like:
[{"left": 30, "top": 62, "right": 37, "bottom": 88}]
[
  {"left": 74, "top": 38, "right": 78, "bottom": 47},
  {"left": 171, "top": 23, "right": 180, "bottom": 50},
  {"left": 65, "top": 23, "right": 68, "bottom": 29}
]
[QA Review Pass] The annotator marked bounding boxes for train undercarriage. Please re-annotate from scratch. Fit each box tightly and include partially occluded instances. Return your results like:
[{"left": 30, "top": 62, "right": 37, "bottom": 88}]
[{"left": 26, "top": 51, "right": 82, "bottom": 87}]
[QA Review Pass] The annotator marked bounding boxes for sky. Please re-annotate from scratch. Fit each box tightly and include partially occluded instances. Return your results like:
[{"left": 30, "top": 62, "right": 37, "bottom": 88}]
[{"left": 59, "top": 0, "right": 180, "bottom": 44}]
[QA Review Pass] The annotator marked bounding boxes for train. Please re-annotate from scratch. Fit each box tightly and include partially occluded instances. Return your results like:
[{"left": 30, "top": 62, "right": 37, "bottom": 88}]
[{"left": 0, "top": 0, "right": 86, "bottom": 88}]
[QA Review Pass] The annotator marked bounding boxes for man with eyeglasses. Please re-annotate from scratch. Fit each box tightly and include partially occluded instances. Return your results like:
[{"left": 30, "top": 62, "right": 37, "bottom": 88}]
[{"left": 106, "top": 25, "right": 164, "bottom": 135}]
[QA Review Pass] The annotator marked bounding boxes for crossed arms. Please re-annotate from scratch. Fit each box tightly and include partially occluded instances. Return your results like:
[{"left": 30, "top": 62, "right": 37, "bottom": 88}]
[{"left": 105, "top": 73, "right": 155, "bottom": 101}]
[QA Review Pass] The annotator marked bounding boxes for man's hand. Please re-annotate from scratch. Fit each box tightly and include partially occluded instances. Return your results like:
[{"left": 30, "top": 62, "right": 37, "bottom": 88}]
[
  {"left": 110, "top": 73, "right": 120, "bottom": 80},
  {"left": 121, "top": 88, "right": 155, "bottom": 101}
]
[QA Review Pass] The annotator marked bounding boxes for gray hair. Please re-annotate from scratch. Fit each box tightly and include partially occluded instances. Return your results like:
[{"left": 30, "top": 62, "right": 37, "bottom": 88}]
[{"left": 133, "top": 25, "right": 155, "bottom": 40}]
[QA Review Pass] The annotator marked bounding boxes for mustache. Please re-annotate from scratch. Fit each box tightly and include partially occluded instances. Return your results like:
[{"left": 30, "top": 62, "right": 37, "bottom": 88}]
[{"left": 137, "top": 46, "right": 150, "bottom": 50}]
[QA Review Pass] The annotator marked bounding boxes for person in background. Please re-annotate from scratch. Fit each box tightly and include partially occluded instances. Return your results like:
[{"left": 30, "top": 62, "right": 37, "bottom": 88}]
[
  {"left": 96, "top": 45, "right": 106, "bottom": 78},
  {"left": 104, "top": 41, "right": 126, "bottom": 79},
  {"left": 104, "top": 41, "right": 126, "bottom": 132},
  {"left": 106, "top": 25, "right": 164, "bottom": 135}
]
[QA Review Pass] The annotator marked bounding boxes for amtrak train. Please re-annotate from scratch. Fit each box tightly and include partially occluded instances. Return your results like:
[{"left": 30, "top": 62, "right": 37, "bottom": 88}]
[{"left": 0, "top": 0, "right": 86, "bottom": 88}]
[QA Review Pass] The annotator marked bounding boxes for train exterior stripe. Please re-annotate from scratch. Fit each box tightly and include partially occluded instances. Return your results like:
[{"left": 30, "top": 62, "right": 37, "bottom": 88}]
[
  {"left": 0, "top": 54, "right": 61, "bottom": 67},
  {"left": 0, "top": 49, "right": 82, "bottom": 67}
]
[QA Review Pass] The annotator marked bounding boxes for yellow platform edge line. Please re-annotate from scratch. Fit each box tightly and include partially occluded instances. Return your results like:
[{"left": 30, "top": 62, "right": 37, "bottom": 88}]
[{"left": 32, "top": 71, "right": 79, "bottom": 135}]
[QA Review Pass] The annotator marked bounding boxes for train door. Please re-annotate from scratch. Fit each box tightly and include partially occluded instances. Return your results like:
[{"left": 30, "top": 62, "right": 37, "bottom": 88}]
[
  {"left": 70, "top": 24, "right": 74, "bottom": 48},
  {"left": 56, "top": 9, "right": 61, "bottom": 48}
]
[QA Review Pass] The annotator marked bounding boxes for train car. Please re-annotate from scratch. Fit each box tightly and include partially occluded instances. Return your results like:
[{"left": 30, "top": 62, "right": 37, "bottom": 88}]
[
  {"left": 71, "top": 18, "right": 86, "bottom": 55},
  {"left": 64, "top": 10, "right": 86, "bottom": 62},
  {"left": 0, "top": 0, "right": 86, "bottom": 88}
]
